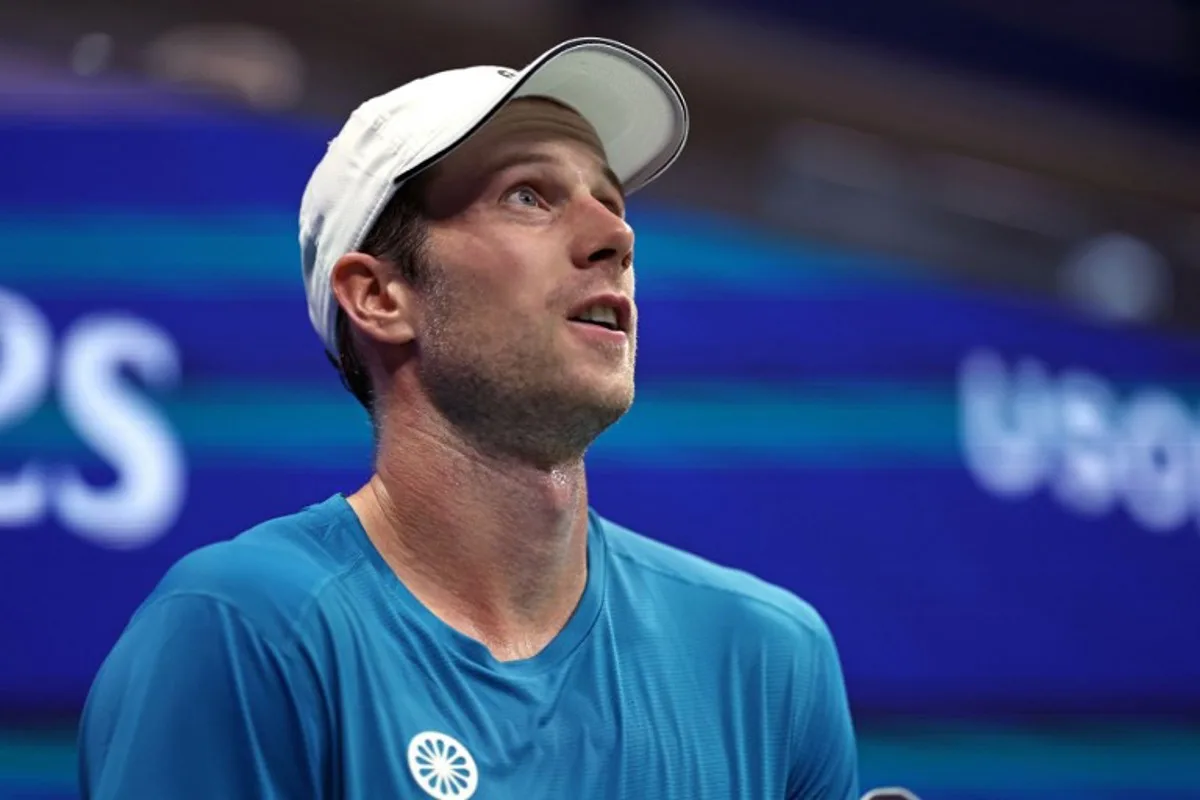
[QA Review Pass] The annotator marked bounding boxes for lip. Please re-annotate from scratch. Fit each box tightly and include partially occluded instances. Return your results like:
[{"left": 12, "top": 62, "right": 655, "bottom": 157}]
[
  {"left": 567, "top": 319, "right": 628, "bottom": 349},
  {"left": 566, "top": 293, "right": 633, "bottom": 334}
]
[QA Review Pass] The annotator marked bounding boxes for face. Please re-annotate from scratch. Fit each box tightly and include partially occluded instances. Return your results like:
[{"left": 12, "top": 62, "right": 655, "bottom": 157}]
[{"left": 409, "top": 98, "right": 637, "bottom": 466}]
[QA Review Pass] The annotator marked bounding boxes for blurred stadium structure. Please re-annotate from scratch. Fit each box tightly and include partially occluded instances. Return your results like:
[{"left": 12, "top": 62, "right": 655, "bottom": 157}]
[{"left": 2, "top": 1, "right": 1199, "bottom": 798}]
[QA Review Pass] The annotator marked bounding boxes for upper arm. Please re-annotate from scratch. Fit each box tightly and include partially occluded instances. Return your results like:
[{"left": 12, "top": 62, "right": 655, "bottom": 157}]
[
  {"left": 78, "top": 593, "right": 326, "bottom": 800},
  {"left": 787, "top": 612, "right": 859, "bottom": 800}
]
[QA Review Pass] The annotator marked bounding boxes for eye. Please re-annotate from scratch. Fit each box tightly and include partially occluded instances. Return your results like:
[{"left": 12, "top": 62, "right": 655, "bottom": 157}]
[{"left": 505, "top": 185, "right": 541, "bottom": 208}]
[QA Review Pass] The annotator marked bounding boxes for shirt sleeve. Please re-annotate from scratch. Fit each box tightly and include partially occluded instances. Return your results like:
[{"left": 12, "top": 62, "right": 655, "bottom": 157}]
[
  {"left": 78, "top": 593, "right": 326, "bottom": 800},
  {"left": 787, "top": 614, "right": 860, "bottom": 800}
]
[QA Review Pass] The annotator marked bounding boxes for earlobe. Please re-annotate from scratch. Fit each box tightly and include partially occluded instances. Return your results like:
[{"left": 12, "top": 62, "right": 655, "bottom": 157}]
[{"left": 329, "top": 253, "right": 416, "bottom": 347}]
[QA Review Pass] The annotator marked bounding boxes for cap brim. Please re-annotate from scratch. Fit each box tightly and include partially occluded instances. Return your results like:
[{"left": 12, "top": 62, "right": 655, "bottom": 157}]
[
  {"left": 513, "top": 38, "right": 689, "bottom": 194},
  {"left": 392, "top": 38, "right": 688, "bottom": 197}
]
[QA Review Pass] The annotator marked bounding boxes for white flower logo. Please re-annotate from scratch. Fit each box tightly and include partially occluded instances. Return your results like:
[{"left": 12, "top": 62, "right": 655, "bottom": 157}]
[{"left": 407, "top": 731, "right": 479, "bottom": 799}]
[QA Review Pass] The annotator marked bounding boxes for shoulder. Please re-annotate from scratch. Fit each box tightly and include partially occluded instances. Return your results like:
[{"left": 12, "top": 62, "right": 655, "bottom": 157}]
[
  {"left": 79, "top": 502, "right": 352, "bottom": 794},
  {"left": 595, "top": 511, "right": 858, "bottom": 794},
  {"left": 597, "top": 512, "right": 834, "bottom": 650},
  {"left": 132, "top": 495, "right": 360, "bottom": 645}
]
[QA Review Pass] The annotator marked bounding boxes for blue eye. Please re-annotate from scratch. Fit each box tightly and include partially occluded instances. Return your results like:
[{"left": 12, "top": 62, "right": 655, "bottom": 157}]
[{"left": 508, "top": 186, "right": 539, "bottom": 207}]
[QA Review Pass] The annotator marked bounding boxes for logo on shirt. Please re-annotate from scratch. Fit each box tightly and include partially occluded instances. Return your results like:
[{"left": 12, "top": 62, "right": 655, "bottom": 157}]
[{"left": 407, "top": 731, "right": 479, "bottom": 799}]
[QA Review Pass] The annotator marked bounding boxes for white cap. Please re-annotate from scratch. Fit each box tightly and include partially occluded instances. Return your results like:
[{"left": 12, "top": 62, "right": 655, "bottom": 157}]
[{"left": 299, "top": 36, "right": 689, "bottom": 358}]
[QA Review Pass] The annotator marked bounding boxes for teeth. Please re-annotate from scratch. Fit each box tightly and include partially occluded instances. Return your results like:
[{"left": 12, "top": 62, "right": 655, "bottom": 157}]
[{"left": 577, "top": 305, "right": 619, "bottom": 329}]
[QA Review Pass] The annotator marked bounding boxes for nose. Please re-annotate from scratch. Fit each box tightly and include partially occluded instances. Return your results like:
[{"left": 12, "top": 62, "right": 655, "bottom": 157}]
[{"left": 570, "top": 197, "right": 634, "bottom": 273}]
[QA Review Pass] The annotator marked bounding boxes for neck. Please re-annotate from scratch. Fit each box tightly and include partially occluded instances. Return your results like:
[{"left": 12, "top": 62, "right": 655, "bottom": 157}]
[{"left": 347, "top": 409, "right": 591, "bottom": 662}]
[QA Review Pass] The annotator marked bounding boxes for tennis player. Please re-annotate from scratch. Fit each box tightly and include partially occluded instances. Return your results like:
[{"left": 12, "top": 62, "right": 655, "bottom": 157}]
[{"left": 78, "top": 37, "right": 859, "bottom": 799}]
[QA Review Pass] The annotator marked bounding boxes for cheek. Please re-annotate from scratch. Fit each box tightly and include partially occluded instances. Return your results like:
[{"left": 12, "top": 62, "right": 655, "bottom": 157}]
[
  {"left": 429, "top": 260, "right": 551, "bottom": 343},
  {"left": 426, "top": 226, "right": 563, "bottom": 332}
]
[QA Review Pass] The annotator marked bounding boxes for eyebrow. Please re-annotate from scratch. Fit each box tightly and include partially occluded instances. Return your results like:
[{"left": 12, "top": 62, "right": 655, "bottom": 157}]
[{"left": 487, "top": 151, "right": 626, "bottom": 200}]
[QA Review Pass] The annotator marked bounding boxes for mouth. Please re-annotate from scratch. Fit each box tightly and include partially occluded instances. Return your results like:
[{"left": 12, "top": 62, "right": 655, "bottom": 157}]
[{"left": 566, "top": 294, "right": 632, "bottom": 334}]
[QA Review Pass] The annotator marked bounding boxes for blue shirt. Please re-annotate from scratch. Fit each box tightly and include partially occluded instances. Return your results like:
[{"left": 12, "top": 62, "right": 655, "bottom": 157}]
[{"left": 79, "top": 495, "right": 859, "bottom": 799}]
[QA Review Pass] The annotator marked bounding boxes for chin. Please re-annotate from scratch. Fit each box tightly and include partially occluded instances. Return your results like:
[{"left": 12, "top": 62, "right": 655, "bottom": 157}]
[
  {"left": 578, "top": 371, "right": 635, "bottom": 412},
  {"left": 561, "top": 378, "right": 633, "bottom": 426}
]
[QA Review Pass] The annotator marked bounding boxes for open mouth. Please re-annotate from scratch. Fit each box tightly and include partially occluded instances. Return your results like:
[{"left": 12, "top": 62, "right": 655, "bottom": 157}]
[
  {"left": 567, "top": 298, "right": 629, "bottom": 333},
  {"left": 569, "top": 310, "right": 621, "bottom": 331}
]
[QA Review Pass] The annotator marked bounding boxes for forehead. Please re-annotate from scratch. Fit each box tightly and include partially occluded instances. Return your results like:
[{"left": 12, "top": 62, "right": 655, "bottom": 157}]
[{"left": 431, "top": 98, "right": 615, "bottom": 185}]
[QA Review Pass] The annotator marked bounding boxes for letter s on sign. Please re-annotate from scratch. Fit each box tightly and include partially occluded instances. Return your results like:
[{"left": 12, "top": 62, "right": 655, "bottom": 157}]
[
  {"left": 0, "top": 287, "right": 186, "bottom": 550},
  {"left": 56, "top": 314, "right": 186, "bottom": 550}
]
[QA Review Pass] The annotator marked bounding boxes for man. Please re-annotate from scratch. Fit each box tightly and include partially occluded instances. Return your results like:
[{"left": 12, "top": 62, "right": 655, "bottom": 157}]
[{"left": 78, "top": 37, "right": 859, "bottom": 799}]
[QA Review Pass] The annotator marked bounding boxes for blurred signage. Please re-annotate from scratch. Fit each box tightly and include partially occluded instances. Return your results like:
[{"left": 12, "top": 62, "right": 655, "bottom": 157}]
[
  {"left": 1, "top": 90, "right": 1199, "bottom": 717},
  {"left": 0, "top": 288, "right": 185, "bottom": 550},
  {"left": 962, "top": 347, "right": 1200, "bottom": 534}
]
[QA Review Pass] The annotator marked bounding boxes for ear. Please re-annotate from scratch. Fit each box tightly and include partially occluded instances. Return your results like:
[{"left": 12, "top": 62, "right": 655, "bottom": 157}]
[{"left": 329, "top": 253, "right": 416, "bottom": 348}]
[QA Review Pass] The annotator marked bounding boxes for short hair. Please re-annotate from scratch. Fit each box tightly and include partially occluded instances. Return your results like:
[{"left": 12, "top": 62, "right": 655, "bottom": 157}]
[{"left": 328, "top": 177, "right": 430, "bottom": 416}]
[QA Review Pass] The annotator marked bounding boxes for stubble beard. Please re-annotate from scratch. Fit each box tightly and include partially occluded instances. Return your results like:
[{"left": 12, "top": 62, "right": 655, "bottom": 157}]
[{"left": 417, "top": 293, "right": 635, "bottom": 470}]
